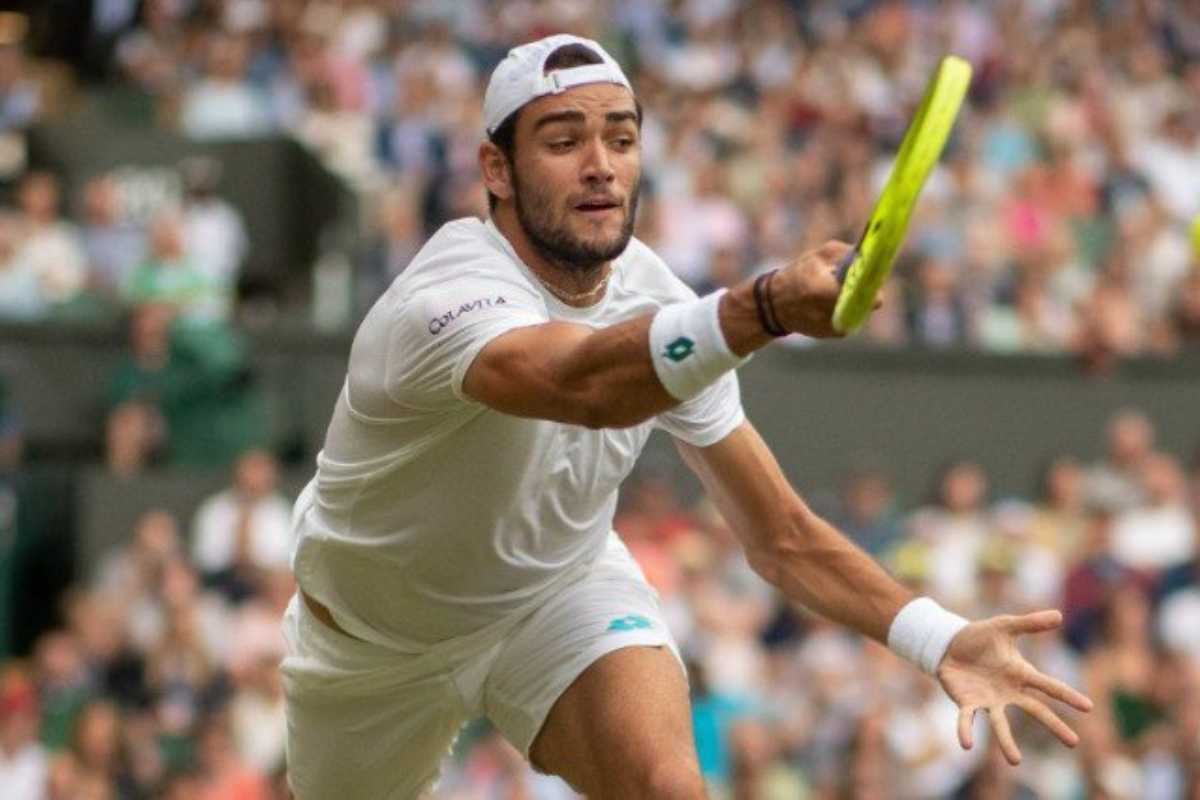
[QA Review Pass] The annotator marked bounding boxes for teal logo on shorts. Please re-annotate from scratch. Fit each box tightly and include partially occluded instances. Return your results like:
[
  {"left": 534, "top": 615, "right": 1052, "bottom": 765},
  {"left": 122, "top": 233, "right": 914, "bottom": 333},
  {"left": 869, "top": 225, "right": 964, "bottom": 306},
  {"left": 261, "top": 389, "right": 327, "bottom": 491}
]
[
  {"left": 607, "top": 614, "right": 654, "bottom": 632},
  {"left": 663, "top": 337, "right": 695, "bottom": 362}
]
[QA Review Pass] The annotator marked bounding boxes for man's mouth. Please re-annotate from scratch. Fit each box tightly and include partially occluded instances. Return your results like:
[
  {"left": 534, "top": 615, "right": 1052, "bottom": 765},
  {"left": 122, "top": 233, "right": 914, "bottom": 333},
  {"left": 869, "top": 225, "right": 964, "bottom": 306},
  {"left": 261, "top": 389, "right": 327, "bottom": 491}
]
[{"left": 574, "top": 198, "right": 621, "bottom": 215}]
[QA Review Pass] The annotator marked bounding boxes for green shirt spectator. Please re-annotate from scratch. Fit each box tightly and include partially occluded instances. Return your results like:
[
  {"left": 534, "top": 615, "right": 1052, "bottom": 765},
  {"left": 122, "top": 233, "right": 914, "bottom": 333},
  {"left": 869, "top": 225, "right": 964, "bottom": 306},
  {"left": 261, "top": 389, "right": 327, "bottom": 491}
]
[
  {"left": 108, "top": 305, "right": 268, "bottom": 468},
  {"left": 122, "top": 213, "right": 228, "bottom": 324}
]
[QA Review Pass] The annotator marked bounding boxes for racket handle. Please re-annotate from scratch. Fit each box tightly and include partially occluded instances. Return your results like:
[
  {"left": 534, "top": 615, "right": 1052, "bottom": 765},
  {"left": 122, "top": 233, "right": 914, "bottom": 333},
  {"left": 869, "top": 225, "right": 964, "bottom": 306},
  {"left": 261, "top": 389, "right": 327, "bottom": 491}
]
[{"left": 836, "top": 244, "right": 859, "bottom": 285}]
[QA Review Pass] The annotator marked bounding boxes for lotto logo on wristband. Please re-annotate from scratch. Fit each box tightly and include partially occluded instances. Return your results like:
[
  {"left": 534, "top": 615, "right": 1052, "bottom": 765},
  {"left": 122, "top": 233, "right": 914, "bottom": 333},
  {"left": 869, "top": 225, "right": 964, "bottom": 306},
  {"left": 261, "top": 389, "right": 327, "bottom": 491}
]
[{"left": 663, "top": 336, "right": 695, "bottom": 362}]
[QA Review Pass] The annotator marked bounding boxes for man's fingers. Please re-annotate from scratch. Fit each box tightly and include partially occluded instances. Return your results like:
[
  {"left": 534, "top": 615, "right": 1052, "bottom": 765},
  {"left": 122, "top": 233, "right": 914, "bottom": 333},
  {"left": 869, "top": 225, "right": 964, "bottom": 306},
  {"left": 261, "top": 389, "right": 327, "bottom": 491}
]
[
  {"left": 988, "top": 706, "right": 1022, "bottom": 765},
  {"left": 1015, "top": 695, "right": 1080, "bottom": 748},
  {"left": 1025, "top": 668, "right": 1094, "bottom": 712},
  {"left": 1004, "top": 609, "right": 1063, "bottom": 635},
  {"left": 958, "top": 707, "right": 976, "bottom": 750},
  {"left": 818, "top": 240, "right": 854, "bottom": 263}
]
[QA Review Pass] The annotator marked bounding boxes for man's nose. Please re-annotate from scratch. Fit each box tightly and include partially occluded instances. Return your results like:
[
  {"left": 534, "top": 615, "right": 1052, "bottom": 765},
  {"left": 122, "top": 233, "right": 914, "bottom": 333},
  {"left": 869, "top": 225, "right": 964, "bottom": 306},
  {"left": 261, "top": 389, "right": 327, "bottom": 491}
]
[{"left": 580, "top": 138, "right": 615, "bottom": 184}]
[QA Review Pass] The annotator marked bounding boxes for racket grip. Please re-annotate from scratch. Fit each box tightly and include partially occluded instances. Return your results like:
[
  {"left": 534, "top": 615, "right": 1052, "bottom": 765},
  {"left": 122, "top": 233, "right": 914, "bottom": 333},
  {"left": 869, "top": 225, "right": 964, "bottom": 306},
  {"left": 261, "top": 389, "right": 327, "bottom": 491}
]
[{"left": 836, "top": 245, "right": 859, "bottom": 285}]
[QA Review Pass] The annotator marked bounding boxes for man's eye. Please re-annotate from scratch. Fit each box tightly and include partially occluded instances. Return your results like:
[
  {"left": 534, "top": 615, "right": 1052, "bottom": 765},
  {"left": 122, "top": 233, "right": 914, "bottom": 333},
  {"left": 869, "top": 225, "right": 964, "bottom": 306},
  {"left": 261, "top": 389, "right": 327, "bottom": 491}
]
[
  {"left": 548, "top": 139, "right": 575, "bottom": 151},
  {"left": 612, "top": 137, "right": 635, "bottom": 149}
]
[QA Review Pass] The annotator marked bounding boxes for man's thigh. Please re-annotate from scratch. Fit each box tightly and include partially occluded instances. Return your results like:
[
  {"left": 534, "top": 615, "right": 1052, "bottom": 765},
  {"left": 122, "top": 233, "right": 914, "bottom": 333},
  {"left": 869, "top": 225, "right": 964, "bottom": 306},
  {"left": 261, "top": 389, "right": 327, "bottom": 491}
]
[
  {"left": 280, "top": 596, "right": 466, "bottom": 800},
  {"left": 528, "top": 645, "right": 702, "bottom": 798},
  {"left": 483, "top": 538, "right": 703, "bottom": 798}
]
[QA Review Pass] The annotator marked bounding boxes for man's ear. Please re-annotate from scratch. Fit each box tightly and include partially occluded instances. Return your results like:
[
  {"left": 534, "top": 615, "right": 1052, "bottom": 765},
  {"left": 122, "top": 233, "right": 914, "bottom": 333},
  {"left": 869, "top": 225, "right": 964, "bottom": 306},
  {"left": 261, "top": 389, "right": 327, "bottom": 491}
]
[{"left": 479, "top": 142, "right": 513, "bottom": 202}]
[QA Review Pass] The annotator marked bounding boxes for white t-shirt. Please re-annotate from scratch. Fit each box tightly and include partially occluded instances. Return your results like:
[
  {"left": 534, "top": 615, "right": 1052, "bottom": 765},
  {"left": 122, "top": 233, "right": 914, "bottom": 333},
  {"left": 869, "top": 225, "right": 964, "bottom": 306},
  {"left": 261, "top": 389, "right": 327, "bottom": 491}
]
[{"left": 293, "top": 218, "right": 745, "bottom": 649}]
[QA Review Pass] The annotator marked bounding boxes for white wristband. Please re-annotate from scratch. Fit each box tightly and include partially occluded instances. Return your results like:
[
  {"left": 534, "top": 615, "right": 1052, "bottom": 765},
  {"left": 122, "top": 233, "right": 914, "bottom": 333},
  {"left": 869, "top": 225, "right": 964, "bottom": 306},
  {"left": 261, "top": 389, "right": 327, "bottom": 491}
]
[
  {"left": 648, "top": 290, "right": 747, "bottom": 401},
  {"left": 887, "top": 597, "right": 969, "bottom": 674}
]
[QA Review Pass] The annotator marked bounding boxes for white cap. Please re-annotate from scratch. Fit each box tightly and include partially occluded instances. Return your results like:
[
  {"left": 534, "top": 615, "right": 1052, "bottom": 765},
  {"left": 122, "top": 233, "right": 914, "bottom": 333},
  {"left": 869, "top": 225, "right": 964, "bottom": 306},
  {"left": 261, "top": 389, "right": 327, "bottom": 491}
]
[{"left": 482, "top": 34, "right": 633, "bottom": 135}]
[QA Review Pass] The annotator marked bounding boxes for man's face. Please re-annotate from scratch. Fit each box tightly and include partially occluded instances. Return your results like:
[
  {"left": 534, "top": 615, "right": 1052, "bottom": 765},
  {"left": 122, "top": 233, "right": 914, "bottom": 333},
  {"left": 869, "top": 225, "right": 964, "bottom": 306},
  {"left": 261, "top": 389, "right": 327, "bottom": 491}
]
[{"left": 508, "top": 83, "right": 641, "bottom": 271}]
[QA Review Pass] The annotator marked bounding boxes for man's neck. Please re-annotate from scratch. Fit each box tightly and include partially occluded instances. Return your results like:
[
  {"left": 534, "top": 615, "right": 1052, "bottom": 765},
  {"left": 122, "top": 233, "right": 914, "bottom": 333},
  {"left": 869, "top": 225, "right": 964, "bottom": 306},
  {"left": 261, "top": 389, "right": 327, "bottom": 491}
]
[{"left": 491, "top": 207, "right": 610, "bottom": 308}]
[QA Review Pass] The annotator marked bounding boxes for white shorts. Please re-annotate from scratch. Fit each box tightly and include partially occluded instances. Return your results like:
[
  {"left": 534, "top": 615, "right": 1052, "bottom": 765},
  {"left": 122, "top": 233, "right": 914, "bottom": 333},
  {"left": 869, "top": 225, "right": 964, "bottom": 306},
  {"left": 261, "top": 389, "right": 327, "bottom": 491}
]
[{"left": 281, "top": 536, "right": 682, "bottom": 800}]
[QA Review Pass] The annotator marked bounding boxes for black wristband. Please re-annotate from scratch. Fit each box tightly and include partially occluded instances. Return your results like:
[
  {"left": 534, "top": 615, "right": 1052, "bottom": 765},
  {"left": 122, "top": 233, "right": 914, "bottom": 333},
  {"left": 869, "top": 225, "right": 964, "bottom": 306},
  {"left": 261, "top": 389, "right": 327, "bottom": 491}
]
[{"left": 753, "top": 269, "right": 788, "bottom": 337}]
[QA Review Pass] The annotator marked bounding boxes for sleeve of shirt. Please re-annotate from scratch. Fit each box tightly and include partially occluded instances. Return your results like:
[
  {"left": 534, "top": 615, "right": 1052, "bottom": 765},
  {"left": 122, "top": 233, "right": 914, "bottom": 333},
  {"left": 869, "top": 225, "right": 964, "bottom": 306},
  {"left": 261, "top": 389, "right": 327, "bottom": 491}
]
[
  {"left": 655, "top": 370, "right": 745, "bottom": 447},
  {"left": 385, "top": 270, "right": 548, "bottom": 410}
]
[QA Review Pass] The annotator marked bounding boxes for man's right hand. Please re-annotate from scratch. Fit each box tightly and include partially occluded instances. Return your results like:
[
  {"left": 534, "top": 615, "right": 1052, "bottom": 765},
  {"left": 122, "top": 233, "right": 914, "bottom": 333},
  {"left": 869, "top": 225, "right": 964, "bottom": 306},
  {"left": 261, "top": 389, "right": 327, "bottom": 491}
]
[{"left": 770, "top": 240, "right": 855, "bottom": 339}]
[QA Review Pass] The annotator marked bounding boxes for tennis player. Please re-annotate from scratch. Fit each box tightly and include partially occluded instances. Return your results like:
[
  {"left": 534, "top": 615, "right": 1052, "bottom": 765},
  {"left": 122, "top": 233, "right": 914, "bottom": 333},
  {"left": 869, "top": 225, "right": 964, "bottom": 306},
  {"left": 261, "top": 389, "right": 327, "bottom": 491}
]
[{"left": 282, "top": 34, "right": 1091, "bottom": 799}]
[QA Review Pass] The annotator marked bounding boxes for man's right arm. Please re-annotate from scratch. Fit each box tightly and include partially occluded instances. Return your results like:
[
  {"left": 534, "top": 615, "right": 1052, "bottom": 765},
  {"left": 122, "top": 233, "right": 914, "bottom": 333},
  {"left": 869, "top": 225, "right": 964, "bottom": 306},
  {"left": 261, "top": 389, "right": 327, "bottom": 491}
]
[{"left": 461, "top": 241, "right": 852, "bottom": 427}]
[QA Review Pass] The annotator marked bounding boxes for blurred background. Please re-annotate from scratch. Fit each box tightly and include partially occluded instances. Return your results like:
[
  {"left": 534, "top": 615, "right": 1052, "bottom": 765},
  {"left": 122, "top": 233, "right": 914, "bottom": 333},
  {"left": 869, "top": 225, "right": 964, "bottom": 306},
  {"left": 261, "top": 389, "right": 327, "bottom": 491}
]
[{"left": 0, "top": 0, "right": 1199, "bottom": 798}]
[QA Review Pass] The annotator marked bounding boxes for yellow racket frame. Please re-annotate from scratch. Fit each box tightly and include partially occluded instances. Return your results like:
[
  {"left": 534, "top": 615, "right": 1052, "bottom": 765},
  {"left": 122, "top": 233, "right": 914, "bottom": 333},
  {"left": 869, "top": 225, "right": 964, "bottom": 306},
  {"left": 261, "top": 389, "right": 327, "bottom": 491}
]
[{"left": 833, "top": 55, "right": 973, "bottom": 334}]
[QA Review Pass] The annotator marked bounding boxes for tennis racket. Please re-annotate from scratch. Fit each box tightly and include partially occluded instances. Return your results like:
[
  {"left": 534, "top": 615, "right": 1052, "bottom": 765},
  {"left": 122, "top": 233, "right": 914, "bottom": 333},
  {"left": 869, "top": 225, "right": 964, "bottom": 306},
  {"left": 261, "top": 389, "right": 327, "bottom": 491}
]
[{"left": 832, "top": 55, "right": 973, "bottom": 335}]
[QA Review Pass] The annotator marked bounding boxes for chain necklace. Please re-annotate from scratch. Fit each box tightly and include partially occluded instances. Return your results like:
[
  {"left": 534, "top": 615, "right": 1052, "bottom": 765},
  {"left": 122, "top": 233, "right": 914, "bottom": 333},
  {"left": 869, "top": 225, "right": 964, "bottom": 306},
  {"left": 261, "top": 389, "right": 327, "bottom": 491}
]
[{"left": 535, "top": 268, "right": 612, "bottom": 304}]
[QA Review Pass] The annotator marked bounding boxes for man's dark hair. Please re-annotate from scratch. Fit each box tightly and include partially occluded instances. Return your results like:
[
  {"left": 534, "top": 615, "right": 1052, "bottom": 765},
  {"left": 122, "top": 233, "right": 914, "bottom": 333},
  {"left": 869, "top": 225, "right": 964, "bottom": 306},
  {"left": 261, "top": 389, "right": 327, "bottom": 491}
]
[{"left": 486, "top": 43, "right": 640, "bottom": 211}]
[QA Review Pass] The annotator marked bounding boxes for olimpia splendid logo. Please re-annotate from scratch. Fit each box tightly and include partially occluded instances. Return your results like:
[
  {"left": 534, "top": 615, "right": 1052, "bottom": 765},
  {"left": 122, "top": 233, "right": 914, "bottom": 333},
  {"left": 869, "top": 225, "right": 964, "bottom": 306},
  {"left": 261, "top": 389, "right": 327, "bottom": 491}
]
[{"left": 663, "top": 336, "right": 695, "bottom": 362}]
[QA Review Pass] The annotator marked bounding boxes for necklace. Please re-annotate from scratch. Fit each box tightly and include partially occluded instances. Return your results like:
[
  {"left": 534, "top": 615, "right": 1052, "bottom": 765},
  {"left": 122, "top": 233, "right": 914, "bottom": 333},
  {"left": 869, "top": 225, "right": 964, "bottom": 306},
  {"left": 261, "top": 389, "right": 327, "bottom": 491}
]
[{"left": 536, "top": 268, "right": 612, "bottom": 304}]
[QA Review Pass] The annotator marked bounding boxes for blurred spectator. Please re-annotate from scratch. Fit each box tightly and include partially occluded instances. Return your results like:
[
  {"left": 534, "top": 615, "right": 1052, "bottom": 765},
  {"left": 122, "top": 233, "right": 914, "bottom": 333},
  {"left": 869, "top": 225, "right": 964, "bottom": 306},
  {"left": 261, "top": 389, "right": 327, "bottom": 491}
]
[
  {"left": 0, "top": 30, "right": 38, "bottom": 134},
  {"left": 0, "top": 668, "right": 46, "bottom": 800},
  {"left": 115, "top": 0, "right": 188, "bottom": 95},
  {"left": 911, "top": 460, "right": 991, "bottom": 610},
  {"left": 1111, "top": 453, "right": 1196, "bottom": 573},
  {"left": 190, "top": 449, "right": 292, "bottom": 603},
  {"left": 0, "top": 212, "right": 43, "bottom": 320},
  {"left": 1080, "top": 581, "right": 1174, "bottom": 795},
  {"left": 885, "top": 670, "right": 984, "bottom": 798},
  {"left": 1170, "top": 266, "right": 1200, "bottom": 348},
  {"left": 123, "top": 214, "right": 226, "bottom": 325},
  {"left": 906, "top": 256, "right": 972, "bottom": 348},
  {"left": 104, "top": 400, "right": 161, "bottom": 479},
  {"left": 1085, "top": 409, "right": 1158, "bottom": 512},
  {"left": 1130, "top": 108, "right": 1200, "bottom": 225},
  {"left": 358, "top": 184, "right": 422, "bottom": 309},
  {"left": 13, "top": 171, "right": 87, "bottom": 311},
  {"left": 179, "top": 157, "right": 248, "bottom": 294},
  {"left": 32, "top": 630, "right": 95, "bottom": 752},
  {"left": 831, "top": 464, "right": 902, "bottom": 558},
  {"left": 107, "top": 303, "right": 268, "bottom": 467},
  {"left": 193, "top": 714, "right": 269, "bottom": 800},
  {"left": 181, "top": 32, "right": 273, "bottom": 140},
  {"left": 1030, "top": 456, "right": 1088, "bottom": 560},
  {"left": 80, "top": 176, "right": 144, "bottom": 299}
]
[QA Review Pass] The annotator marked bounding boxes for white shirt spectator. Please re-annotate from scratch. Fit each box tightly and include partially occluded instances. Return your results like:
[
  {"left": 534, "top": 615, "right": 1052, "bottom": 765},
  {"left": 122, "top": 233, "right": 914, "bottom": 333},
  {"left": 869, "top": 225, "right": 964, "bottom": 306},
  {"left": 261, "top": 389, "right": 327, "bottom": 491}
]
[
  {"left": 0, "top": 740, "right": 47, "bottom": 800},
  {"left": 191, "top": 488, "right": 293, "bottom": 574},
  {"left": 1111, "top": 503, "right": 1196, "bottom": 571},
  {"left": 1158, "top": 587, "right": 1200, "bottom": 662},
  {"left": 18, "top": 222, "right": 87, "bottom": 304},
  {"left": 182, "top": 80, "right": 273, "bottom": 140},
  {"left": 183, "top": 197, "right": 248, "bottom": 289}
]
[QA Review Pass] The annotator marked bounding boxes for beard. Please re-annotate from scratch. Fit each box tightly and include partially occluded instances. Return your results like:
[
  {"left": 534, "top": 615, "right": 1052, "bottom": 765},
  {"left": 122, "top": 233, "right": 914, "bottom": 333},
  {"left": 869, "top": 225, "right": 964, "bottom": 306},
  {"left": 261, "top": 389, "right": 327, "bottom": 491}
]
[{"left": 513, "top": 172, "right": 640, "bottom": 273}]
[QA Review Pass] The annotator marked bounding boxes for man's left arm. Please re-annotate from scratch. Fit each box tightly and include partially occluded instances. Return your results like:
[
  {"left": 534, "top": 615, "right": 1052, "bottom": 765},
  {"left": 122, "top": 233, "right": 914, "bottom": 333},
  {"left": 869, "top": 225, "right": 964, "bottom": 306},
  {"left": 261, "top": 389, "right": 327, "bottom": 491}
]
[{"left": 676, "top": 421, "right": 1093, "bottom": 764}]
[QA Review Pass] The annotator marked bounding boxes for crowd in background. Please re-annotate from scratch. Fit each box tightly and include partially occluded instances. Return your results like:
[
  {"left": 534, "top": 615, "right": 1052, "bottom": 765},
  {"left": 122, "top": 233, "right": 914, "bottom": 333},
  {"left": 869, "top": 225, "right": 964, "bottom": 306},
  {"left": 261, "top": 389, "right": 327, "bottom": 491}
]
[
  {"left": 1, "top": 409, "right": 1199, "bottom": 799},
  {"left": 0, "top": 0, "right": 1198, "bottom": 358},
  {"left": 2, "top": 1, "right": 1200, "bottom": 799}
]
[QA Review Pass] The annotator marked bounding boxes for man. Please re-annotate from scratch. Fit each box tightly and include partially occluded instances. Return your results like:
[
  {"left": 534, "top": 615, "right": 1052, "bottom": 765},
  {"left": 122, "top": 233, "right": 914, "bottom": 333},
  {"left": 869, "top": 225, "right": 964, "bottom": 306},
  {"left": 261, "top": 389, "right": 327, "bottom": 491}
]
[{"left": 282, "top": 35, "right": 1091, "bottom": 799}]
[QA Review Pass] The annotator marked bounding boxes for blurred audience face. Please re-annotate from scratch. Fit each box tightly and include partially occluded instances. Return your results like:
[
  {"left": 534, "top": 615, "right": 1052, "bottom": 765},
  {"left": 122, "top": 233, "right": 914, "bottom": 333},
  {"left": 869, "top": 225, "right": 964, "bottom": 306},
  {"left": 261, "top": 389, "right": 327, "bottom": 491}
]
[
  {"left": 82, "top": 178, "right": 121, "bottom": 226},
  {"left": 0, "top": 670, "right": 39, "bottom": 753},
  {"left": 1141, "top": 453, "right": 1185, "bottom": 506},
  {"left": 234, "top": 449, "right": 279, "bottom": 500},
  {"left": 206, "top": 33, "right": 251, "bottom": 82},
  {"left": 1106, "top": 582, "right": 1151, "bottom": 646},
  {"left": 134, "top": 509, "right": 181, "bottom": 564},
  {"left": 106, "top": 402, "right": 157, "bottom": 477},
  {"left": 941, "top": 462, "right": 988, "bottom": 513},
  {"left": 1106, "top": 411, "right": 1154, "bottom": 467},
  {"left": 72, "top": 700, "right": 122, "bottom": 775},
  {"left": 1045, "top": 457, "right": 1085, "bottom": 508},
  {"left": 845, "top": 469, "right": 893, "bottom": 523},
  {"left": 18, "top": 171, "right": 61, "bottom": 224},
  {"left": 34, "top": 630, "right": 86, "bottom": 687},
  {"left": 149, "top": 214, "right": 186, "bottom": 262}
]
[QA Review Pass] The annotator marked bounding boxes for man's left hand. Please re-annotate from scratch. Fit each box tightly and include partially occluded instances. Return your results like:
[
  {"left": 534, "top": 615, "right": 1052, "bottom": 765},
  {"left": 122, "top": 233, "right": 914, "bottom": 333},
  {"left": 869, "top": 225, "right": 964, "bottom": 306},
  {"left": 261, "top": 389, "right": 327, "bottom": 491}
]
[{"left": 936, "top": 609, "right": 1094, "bottom": 765}]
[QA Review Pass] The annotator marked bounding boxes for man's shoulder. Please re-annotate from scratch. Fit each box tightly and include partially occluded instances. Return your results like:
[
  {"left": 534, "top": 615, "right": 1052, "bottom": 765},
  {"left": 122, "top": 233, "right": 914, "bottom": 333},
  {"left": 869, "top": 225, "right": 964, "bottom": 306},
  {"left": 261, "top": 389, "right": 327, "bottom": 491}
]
[{"left": 401, "top": 217, "right": 534, "bottom": 291}]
